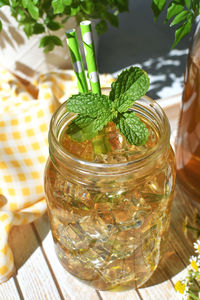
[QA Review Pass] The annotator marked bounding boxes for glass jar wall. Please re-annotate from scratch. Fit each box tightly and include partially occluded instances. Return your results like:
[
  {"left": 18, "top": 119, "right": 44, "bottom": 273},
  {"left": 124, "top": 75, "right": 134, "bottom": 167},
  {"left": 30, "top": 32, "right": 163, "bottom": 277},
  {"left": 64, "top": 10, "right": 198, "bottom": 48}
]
[{"left": 44, "top": 95, "right": 176, "bottom": 291}]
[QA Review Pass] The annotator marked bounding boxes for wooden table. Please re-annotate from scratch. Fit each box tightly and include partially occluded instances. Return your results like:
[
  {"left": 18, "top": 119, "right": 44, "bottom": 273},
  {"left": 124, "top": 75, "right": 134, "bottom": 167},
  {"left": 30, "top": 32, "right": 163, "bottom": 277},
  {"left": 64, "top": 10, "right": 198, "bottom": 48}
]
[{"left": 1, "top": 95, "right": 199, "bottom": 300}]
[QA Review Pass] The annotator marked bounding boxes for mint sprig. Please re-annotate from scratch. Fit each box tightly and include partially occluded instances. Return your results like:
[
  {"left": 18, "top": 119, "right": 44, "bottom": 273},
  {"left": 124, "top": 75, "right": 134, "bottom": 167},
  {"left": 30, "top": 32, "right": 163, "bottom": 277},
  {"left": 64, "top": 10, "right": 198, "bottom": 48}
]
[{"left": 66, "top": 67, "right": 150, "bottom": 146}]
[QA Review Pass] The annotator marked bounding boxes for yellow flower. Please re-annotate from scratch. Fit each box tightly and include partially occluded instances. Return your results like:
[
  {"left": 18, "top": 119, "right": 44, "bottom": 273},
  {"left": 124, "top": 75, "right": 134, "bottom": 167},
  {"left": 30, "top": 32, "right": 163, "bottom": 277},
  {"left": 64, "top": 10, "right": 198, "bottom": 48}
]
[
  {"left": 190, "top": 258, "right": 198, "bottom": 272},
  {"left": 175, "top": 280, "right": 186, "bottom": 294}
]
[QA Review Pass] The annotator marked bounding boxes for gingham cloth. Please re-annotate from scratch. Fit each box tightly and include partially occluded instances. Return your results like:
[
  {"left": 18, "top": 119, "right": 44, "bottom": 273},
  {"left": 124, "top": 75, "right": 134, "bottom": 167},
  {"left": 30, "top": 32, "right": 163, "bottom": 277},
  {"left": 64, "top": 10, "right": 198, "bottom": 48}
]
[{"left": 0, "top": 66, "right": 114, "bottom": 283}]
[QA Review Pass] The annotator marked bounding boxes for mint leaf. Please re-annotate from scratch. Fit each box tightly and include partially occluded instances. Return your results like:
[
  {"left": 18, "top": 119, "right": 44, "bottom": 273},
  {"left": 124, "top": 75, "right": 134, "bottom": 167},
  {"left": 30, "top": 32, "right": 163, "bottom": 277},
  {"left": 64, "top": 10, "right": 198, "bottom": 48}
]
[
  {"left": 111, "top": 67, "right": 149, "bottom": 113},
  {"left": 66, "top": 109, "right": 114, "bottom": 142},
  {"left": 66, "top": 93, "right": 112, "bottom": 117},
  {"left": 115, "top": 112, "right": 149, "bottom": 146},
  {"left": 110, "top": 67, "right": 149, "bottom": 101},
  {"left": 66, "top": 67, "right": 150, "bottom": 146},
  {"left": 66, "top": 115, "right": 95, "bottom": 141},
  {"left": 68, "top": 115, "right": 95, "bottom": 130}
]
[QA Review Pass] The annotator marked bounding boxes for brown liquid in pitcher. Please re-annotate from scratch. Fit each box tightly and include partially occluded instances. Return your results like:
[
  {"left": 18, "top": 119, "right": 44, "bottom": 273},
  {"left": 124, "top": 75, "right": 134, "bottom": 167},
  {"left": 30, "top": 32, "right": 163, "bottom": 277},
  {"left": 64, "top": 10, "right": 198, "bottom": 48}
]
[{"left": 176, "top": 45, "right": 200, "bottom": 201}]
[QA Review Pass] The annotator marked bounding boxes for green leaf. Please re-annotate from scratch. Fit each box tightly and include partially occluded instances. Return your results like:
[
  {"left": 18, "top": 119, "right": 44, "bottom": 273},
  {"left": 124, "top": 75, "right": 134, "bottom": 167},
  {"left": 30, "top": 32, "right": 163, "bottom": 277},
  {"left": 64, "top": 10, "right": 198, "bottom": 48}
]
[
  {"left": 185, "top": 0, "right": 191, "bottom": 9},
  {"left": 22, "top": 0, "right": 28, "bottom": 8},
  {"left": 39, "top": 35, "right": 63, "bottom": 52},
  {"left": 52, "top": 0, "right": 64, "bottom": 14},
  {"left": 63, "top": 0, "right": 72, "bottom": 4},
  {"left": 106, "top": 12, "right": 119, "bottom": 27},
  {"left": 165, "top": 2, "right": 184, "bottom": 22},
  {"left": 0, "top": 20, "right": 2, "bottom": 31},
  {"left": 95, "top": 20, "right": 108, "bottom": 35},
  {"left": 67, "top": 115, "right": 95, "bottom": 133},
  {"left": 110, "top": 67, "right": 149, "bottom": 113},
  {"left": 66, "top": 67, "right": 150, "bottom": 145},
  {"left": 33, "top": 23, "right": 45, "bottom": 34},
  {"left": 66, "top": 93, "right": 112, "bottom": 117},
  {"left": 70, "top": 5, "right": 81, "bottom": 16},
  {"left": 10, "top": 0, "right": 20, "bottom": 7},
  {"left": 46, "top": 20, "right": 63, "bottom": 30},
  {"left": 80, "top": 1, "right": 94, "bottom": 14},
  {"left": 170, "top": 10, "right": 190, "bottom": 26},
  {"left": 192, "top": 0, "right": 199, "bottom": 16},
  {"left": 44, "top": 43, "right": 55, "bottom": 53},
  {"left": 24, "top": 23, "right": 34, "bottom": 37},
  {"left": 0, "top": 0, "right": 9, "bottom": 6},
  {"left": 66, "top": 109, "right": 114, "bottom": 142},
  {"left": 115, "top": 111, "right": 149, "bottom": 146},
  {"left": 172, "top": 16, "right": 193, "bottom": 48},
  {"left": 151, "top": 0, "right": 167, "bottom": 21},
  {"left": 114, "top": 0, "right": 129, "bottom": 12},
  {"left": 27, "top": 1, "right": 39, "bottom": 20}
]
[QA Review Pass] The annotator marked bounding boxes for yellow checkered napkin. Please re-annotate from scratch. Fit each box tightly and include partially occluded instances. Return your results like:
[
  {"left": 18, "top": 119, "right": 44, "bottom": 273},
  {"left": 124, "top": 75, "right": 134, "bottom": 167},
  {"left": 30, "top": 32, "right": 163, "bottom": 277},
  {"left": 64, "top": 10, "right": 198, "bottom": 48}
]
[{"left": 0, "top": 67, "right": 114, "bottom": 283}]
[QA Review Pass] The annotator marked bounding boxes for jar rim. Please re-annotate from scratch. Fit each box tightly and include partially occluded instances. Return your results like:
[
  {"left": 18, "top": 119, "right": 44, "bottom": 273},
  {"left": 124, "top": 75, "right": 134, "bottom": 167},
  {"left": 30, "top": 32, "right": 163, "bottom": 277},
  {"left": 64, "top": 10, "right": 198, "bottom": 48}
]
[{"left": 48, "top": 94, "right": 171, "bottom": 172}]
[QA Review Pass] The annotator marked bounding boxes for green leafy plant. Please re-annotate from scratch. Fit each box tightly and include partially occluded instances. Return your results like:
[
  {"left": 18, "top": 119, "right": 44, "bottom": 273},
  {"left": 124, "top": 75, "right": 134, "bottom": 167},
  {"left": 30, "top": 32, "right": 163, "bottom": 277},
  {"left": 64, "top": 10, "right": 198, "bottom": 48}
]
[
  {"left": 0, "top": 0, "right": 129, "bottom": 52},
  {"left": 66, "top": 67, "right": 150, "bottom": 146},
  {"left": 151, "top": 0, "right": 200, "bottom": 48}
]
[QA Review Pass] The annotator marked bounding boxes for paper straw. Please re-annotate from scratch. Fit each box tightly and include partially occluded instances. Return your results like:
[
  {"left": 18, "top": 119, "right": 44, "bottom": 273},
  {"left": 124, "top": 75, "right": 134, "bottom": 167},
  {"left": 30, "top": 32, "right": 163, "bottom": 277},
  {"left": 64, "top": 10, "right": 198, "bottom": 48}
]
[
  {"left": 65, "top": 29, "right": 88, "bottom": 93},
  {"left": 80, "top": 20, "right": 101, "bottom": 95}
]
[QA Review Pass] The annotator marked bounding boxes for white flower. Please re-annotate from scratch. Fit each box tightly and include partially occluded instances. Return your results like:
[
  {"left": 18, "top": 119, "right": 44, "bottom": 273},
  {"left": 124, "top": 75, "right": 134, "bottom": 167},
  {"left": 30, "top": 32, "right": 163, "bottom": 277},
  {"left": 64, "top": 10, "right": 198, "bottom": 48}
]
[
  {"left": 194, "top": 239, "right": 200, "bottom": 255},
  {"left": 189, "top": 256, "right": 200, "bottom": 272}
]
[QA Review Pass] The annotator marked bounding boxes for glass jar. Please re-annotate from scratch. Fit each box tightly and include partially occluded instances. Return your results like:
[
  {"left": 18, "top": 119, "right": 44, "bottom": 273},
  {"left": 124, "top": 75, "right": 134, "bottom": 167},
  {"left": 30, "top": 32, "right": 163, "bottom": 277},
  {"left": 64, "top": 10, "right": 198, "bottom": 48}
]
[
  {"left": 44, "top": 93, "right": 176, "bottom": 291},
  {"left": 176, "top": 22, "right": 200, "bottom": 202}
]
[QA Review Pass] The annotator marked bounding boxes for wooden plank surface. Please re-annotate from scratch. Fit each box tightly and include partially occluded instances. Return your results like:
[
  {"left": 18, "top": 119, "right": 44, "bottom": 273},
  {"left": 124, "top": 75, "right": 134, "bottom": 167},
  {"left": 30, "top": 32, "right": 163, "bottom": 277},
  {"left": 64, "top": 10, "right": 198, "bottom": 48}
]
[
  {"left": 0, "top": 95, "right": 199, "bottom": 300},
  {"left": 33, "top": 216, "right": 101, "bottom": 300}
]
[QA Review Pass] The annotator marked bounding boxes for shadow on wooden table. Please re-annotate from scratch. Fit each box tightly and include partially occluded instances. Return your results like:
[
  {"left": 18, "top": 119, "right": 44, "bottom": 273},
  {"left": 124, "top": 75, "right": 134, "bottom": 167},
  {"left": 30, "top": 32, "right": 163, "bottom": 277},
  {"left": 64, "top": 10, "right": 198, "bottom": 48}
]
[
  {"left": 8, "top": 213, "right": 50, "bottom": 271},
  {"left": 143, "top": 183, "right": 200, "bottom": 288}
]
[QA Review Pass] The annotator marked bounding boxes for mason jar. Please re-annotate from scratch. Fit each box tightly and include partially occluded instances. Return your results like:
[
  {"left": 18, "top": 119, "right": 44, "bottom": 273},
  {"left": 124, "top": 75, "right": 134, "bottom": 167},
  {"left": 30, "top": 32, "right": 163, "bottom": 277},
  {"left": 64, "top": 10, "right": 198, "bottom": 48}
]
[{"left": 44, "top": 92, "right": 176, "bottom": 291}]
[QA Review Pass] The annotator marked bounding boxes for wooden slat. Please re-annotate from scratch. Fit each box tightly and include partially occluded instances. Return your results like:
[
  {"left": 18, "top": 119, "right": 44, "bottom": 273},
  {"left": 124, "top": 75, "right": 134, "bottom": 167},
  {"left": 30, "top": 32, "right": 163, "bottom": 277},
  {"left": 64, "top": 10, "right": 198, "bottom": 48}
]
[
  {"left": 138, "top": 280, "right": 177, "bottom": 300},
  {"left": 0, "top": 277, "right": 21, "bottom": 300},
  {"left": 33, "top": 215, "right": 101, "bottom": 300},
  {"left": 138, "top": 256, "right": 178, "bottom": 300},
  {"left": 2, "top": 95, "right": 199, "bottom": 300},
  {"left": 100, "top": 289, "right": 141, "bottom": 300},
  {"left": 100, "top": 290, "right": 141, "bottom": 300},
  {"left": 9, "top": 223, "right": 63, "bottom": 300}
]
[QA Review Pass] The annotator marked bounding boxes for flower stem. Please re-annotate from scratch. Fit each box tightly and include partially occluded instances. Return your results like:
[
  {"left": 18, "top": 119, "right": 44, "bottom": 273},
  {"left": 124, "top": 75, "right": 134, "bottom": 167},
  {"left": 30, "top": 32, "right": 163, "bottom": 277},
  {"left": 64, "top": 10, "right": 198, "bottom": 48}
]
[{"left": 188, "top": 291, "right": 200, "bottom": 300}]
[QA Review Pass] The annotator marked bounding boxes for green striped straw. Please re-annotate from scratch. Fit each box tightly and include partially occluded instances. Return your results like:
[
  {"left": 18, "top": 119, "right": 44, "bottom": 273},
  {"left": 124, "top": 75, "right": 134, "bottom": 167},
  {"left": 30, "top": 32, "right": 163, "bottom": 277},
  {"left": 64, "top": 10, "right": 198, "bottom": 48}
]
[
  {"left": 65, "top": 29, "right": 88, "bottom": 93},
  {"left": 80, "top": 20, "right": 101, "bottom": 95}
]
